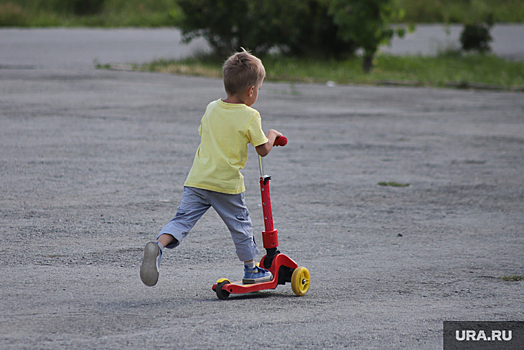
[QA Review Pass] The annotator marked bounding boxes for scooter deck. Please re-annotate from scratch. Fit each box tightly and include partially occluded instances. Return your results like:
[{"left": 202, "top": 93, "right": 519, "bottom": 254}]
[
  {"left": 213, "top": 253, "right": 298, "bottom": 295},
  {"left": 215, "top": 278, "right": 278, "bottom": 294}
]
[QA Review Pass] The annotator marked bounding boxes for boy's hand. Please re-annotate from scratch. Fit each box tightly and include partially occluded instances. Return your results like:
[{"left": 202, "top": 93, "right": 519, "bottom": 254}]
[
  {"left": 269, "top": 129, "right": 283, "bottom": 146},
  {"left": 274, "top": 135, "right": 287, "bottom": 146}
]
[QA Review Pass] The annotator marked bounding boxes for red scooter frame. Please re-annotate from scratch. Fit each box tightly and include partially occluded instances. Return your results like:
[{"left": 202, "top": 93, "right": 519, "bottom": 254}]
[{"left": 212, "top": 136, "right": 310, "bottom": 299}]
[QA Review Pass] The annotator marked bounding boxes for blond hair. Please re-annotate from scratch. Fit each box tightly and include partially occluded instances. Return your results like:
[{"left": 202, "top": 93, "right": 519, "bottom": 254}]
[{"left": 222, "top": 50, "right": 266, "bottom": 96}]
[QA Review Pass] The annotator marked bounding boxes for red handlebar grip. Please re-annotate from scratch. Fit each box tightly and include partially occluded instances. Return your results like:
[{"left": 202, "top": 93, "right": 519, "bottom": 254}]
[{"left": 274, "top": 136, "right": 287, "bottom": 147}]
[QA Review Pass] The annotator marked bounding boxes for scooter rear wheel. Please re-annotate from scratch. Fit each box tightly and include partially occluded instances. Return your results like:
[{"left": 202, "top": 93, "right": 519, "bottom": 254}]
[{"left": 291, "top": 267, "right": 310, "bottom": 296}]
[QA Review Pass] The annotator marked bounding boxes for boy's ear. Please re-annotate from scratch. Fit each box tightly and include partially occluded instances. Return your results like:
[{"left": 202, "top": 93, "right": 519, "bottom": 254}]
[{"left": 247, "top": 85, "right": 255, "bottom": 97}]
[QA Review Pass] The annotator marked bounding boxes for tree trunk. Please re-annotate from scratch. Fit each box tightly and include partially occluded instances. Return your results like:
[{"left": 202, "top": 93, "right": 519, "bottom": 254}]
[{"left": 363, "top": 54, "right": 373, "bottom": 73}]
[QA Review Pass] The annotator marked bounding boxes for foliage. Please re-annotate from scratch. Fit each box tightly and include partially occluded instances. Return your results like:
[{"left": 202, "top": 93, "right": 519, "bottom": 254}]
[
  {"left": 328, "top": 0, "right": 406, "bottom": 72},
  {"left": 176, "top": 0, "right": 355, "bottom": 59},
  {"left": 1, "top": 0, "right": 523, "bottom": 27},
  {"left": 0, "top": 0, "right": 181, "bottom": 27},
  {"left": 176, "top": 0, "right": 406, "bottom": 71},
  {"left": 0, "top": 3, "right": 28, "bottom": 26},
  {"left": 397, "top": 0, "right": 524, "bottom": 23},
  {"left": 10, "top": 0, "right": 105, "bottom": 16},
  {"left": 70, "top": 0, "right": 105, "bottom": 16},
  {"left": 177, "top": 0, "right": 407, "bottom": 72},
  {"left": 460, "top": 23, "right": 493, "bottom": 53}
]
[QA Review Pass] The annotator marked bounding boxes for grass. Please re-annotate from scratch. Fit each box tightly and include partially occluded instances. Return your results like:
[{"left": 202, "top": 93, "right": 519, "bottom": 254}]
[
  {"left": 138, "top": 58, "right": 222, "bottom": 79},
  {"left": 398, "top": 0, "right": 524, "bottom": 23},
  {"left": 0, "top": 0, "right": 182, "bottom": 27},
  {"left": 378, "top": 182, "right": 411, "bottom": 187},
  {"left": 1, "top": 0, "right": 523, "bottom": 27},
  {"left": 501, "top": 275, "right": 524, "bottom": 282},
  {"left": 132, "top": 53, "right": 524, "bottom": 91}
]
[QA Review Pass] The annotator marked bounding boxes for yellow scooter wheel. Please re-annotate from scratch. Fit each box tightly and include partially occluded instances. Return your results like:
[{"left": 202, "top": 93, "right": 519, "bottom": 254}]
[{"left": 291, "top": 267, "right": 310, "bottom": 296}]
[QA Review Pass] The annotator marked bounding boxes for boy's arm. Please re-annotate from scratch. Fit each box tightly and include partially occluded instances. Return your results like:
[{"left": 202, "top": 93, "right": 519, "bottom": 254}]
[{"left": 256, "top": 129, "right": 282, "bottom": 157}]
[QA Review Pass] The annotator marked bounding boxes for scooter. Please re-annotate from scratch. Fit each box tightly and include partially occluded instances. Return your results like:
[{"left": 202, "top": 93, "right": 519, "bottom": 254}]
[{"left": 212, "top": 136, "right": 310, "bottom": 299}]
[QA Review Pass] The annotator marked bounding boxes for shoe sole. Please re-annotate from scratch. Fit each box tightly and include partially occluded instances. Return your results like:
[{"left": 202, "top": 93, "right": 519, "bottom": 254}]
[
  {"left": 242, "top": 272, "right": 273, "bottom": 284},
  {"left": 140, "top": 242, "right": 159, "bottom": 286}
]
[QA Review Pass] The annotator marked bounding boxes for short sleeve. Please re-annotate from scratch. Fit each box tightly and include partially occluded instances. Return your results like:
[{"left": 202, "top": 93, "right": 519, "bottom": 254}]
[{"left": 246, "top": 114, "right": 268, "bottom": 147}]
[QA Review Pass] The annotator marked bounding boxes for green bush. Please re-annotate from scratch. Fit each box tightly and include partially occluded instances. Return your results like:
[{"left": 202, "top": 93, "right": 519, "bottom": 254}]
[
  {"left": 71, "top": 0, "right": 105, "bottom": 16},
  {"left": 329, "top": 0, "right": 405, "bottom": 72},
  {"left": 177, "top": 0, "right": 356, "bottom": 59},
  {"left": 0, "top": 3, "right": 29, "bottom": 26},
  {"left": 460, "top": 23, "right": 493, "bottom": 53},
  {"left": 0, "top": 0, "right": 180, "bottom": 27},
  {"left": 29, "top": 0, "right": 105, "bottom": 16},
  {"left": 397, "top": 0, "right": 524, "bottom": 23},
  {"left": 1, "top": 0, "right": 523, "bottom": 27}
]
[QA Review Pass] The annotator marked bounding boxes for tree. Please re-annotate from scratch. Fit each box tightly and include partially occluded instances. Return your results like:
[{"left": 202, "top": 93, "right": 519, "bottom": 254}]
[
  {"left": 459, "top": 13, "right": 494, "bottom": 54},
  {"left": 460, "top": 23, "right": 493, "bottom": 53},
  {"left": 177, "top": 0, "right": 355, "bottom": 59},
  {"left": 328, "top": 0, "right": 405, "bottom": 72}
]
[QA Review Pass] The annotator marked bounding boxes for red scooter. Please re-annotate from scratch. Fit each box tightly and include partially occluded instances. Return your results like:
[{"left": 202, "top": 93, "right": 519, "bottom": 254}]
[{"left": 212, "top": 136, "right": 310, "bottom": 299}]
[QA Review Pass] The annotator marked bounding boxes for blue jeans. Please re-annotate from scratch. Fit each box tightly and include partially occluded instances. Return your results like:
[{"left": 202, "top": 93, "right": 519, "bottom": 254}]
[{"left": 158, "top": 187, "right": 259, "bottom": 262}]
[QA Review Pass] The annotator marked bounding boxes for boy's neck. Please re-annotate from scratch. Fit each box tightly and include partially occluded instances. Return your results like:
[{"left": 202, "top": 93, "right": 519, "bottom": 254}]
[
  {"left": 223, "top": 86, "right": 255, "bottom": 106},
  {"left": 222, "top": 95, "right": 245, "bottom": 105},
  {"left": 222, "top": 97, "right": 243, "bottom": 104}
]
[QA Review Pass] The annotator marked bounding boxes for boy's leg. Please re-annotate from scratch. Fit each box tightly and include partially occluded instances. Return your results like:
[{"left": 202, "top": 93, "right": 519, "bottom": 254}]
[
  {"left": 210, "top": 191, "right": 259, "bottom": 261},
  {"left": 140, "top": 187, "right": 211, "bottom": 286},
  {"left": 157, "top": 187, "right": 211, "bottom": 247},
  {"left": 210, "top": 192, "right": 272, "bottom": 284},
  {"left": 157, "top": 233, "right": 175, "bottom": 248}
]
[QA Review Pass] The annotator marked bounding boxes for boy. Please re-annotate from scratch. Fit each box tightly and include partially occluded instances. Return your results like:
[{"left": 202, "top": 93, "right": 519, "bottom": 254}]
[{"left": 140, "top": 50, "right": 282, "bottom": 287}]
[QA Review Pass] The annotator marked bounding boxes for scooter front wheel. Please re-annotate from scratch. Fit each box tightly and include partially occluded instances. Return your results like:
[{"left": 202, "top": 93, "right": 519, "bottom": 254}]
[
  {"left": 291, "top": 267, "right": 310, "bottom": 296},
  {"left": 216, "top": 279, "right": 231, "bottom": 300}
]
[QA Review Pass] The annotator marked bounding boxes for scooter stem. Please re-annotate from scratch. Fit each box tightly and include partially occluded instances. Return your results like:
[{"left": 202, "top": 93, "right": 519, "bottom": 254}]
[
  {"left": 259, "top": 158, "right": 278, "bottom": 250},
  {"left": 258, "top": 135, "right": 287, "bottom": 251}
]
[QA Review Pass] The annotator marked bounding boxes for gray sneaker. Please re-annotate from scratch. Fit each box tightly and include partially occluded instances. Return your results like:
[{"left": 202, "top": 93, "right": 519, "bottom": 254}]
[{"left": 140, "top": 242, "right": 162, "bottom": 286}]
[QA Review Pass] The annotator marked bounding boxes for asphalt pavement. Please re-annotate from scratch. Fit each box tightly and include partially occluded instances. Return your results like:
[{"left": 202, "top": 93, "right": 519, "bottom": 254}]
[
  {"left": 382, "top": 23, "right": 524, "bottom": 60},
  {"left": 0, "top": 28, "right": 523, "bottom": 349},
  {"left": 1, "top": 24, "right": 523, "bottom": 70},
  {"left": 0, "top": 28, "right": 209, "bottom": 69}
]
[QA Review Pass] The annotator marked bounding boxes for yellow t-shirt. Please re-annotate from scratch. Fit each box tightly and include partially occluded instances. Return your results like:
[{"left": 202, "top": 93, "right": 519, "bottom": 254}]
[{"left": 184, "top": 99, "right": 269, "bottom": 194}]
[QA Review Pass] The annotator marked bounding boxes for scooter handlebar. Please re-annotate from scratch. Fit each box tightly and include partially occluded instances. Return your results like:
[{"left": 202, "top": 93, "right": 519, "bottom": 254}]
[{"left": 274, "top": 135, "right": 287, "bottom": 147}]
